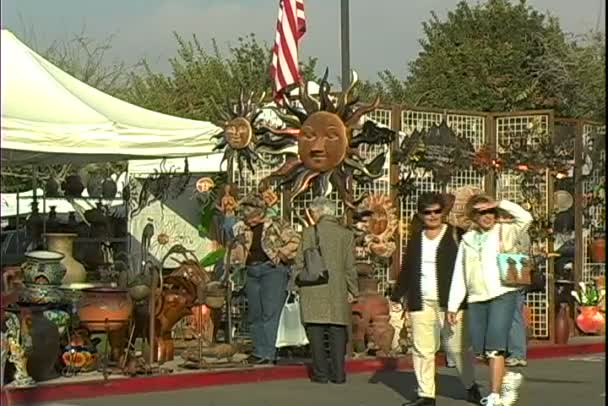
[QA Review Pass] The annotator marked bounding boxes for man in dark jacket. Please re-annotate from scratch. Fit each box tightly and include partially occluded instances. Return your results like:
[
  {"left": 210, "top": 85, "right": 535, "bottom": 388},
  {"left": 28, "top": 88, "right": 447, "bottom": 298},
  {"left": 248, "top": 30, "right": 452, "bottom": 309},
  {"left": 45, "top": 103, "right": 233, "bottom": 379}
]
[{"left": 391, "top": 192, "right": 481, "bottom": 406}]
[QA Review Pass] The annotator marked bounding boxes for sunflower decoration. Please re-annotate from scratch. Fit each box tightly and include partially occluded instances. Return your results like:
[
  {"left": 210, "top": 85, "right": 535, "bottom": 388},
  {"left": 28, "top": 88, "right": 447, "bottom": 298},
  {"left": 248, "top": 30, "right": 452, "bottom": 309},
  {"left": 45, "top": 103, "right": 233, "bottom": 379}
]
[
  {"left": 210, "top": 89, "right": 296, "bottom": 176},
  {"left": 263, "top": 70, "right": 395, "bottom": 208}
]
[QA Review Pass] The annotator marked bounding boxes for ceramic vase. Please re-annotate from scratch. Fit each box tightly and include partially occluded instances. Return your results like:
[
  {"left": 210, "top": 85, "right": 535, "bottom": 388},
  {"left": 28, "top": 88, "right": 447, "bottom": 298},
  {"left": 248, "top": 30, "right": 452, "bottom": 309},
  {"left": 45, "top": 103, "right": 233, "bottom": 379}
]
[
  {"left": 575, "top": 305, "right": 605, "bottom": 334},
  {"left": 62, "top": 175, "right": 84, "bottom": 197},
  {"left": 102, "top": 178, "right": 117, "bottom": 199},
  {"left": 25, "top": 307, "right": 61, "bottom": 382},
  {"left": 78, "top": 287, "right": 132, "bottom": 332},
  {"left": 21, "top": 250, "right": 66, "bottom": 285},
  {"left": 554, "top": 303, "right": 571, "bottom": 344},
  {"left": 590, "top": 238, "right": 605, "bottom": 263},
  {"left": 44, "top": 233, "right": 86, "bottom": 284}
]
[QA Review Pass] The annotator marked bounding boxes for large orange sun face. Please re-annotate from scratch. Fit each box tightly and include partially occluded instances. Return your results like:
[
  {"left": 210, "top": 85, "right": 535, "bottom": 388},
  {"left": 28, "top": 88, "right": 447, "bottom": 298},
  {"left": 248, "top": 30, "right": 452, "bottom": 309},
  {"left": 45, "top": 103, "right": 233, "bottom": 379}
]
[
  {"left": 224, "top": 117, "right": 252, "bottom": 149},
  {"left": 298, "top": 111, "right": 348, "bottom": 172}
]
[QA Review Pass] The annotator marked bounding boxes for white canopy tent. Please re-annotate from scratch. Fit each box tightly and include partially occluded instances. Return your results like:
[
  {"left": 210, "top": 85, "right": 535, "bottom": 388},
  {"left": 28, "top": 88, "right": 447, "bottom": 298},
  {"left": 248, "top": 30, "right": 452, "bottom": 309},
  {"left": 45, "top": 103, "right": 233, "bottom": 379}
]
[{"left": 0, "top": 29, "right": 223, "bottom": 167}]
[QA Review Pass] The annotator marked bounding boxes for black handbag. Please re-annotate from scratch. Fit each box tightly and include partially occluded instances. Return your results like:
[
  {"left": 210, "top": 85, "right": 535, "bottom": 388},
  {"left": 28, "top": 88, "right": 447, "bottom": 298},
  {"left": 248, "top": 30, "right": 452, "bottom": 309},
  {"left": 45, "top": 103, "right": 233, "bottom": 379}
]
[{"left": 295, "top": 225, "right": 329, "bottom": 287}]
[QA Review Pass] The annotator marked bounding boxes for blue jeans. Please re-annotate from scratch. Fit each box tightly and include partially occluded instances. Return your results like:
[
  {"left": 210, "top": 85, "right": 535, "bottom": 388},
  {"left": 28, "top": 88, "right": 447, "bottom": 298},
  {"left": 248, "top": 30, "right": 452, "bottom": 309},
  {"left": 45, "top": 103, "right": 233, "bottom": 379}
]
[
  {"left": 468, "top": 291, "right": 518, "bottom": 357},
  {"left": 245, "top": 262, "right": 289, "bottom": 360},
  {"left": 508, "top": 290, "right": 527, "bottom": 359}
]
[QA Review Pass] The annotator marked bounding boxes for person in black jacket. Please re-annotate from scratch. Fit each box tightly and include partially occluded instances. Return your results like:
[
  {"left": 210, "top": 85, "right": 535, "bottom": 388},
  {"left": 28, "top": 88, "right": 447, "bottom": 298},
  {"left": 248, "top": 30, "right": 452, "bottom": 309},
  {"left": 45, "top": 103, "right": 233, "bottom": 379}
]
[{"left": 391, "top": 192, "right": 481, "bottom": 406}]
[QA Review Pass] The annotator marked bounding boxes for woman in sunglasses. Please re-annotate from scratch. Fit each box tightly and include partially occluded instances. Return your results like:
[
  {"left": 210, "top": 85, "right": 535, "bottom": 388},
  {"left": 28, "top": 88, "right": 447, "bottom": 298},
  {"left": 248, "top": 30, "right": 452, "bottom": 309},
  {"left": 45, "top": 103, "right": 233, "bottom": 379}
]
[
  {"left": 447, "top": 194, "right": 533, "bottom": 406},
  {"left": 392, "top": 192, "right": 481, "bottom": 406}
]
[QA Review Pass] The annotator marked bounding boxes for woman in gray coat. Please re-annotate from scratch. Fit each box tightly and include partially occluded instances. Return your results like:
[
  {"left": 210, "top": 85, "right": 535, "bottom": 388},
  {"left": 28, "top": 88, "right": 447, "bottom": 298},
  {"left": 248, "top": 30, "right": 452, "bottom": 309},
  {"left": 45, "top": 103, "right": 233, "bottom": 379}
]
[{"left": 291, "top": 197, "right": 359, "bottom": 384}]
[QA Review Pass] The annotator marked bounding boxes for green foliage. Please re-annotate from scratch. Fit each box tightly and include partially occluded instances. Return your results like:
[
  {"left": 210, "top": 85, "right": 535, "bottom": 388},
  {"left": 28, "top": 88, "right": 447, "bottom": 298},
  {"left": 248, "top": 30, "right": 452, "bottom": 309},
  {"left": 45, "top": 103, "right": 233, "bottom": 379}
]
[
  {"left": 362, "top": 0, "right": 605, "bottom": 122},
  {"left": 124, "top": 33, "right": 320, "bottom": 123},
  {"left": 199, "top": 247, "right": 226, "bottom": 268}
]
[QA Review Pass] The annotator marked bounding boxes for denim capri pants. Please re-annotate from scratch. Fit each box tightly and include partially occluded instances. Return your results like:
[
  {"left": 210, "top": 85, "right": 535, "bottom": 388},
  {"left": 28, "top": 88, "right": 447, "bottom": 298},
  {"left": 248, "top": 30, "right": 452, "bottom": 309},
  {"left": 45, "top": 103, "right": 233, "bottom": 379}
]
[{"left": 467, "top": 291, "right": 518, "bottom": 358}]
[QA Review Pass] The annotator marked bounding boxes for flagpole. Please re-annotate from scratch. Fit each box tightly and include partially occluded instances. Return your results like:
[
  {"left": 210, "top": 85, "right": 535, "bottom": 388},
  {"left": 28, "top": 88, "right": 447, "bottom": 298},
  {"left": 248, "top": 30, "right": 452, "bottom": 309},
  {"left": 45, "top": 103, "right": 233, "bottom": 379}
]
[{"left": 340, "top": 0, "right": 350, "bottom": 91}]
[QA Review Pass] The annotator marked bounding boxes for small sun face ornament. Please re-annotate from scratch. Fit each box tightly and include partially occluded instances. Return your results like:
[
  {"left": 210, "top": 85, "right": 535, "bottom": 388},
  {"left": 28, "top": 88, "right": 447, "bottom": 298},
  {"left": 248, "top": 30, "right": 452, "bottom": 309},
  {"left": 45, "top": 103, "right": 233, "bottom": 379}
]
[
  {"left": 195, "top": 177, "right": 216, "bottom": 193},
  {"left": 354, "top": 194, "right": 398, "bottom": 258},
  {"left": 264, "top": 69, "right": 396, "bottom": 208}
]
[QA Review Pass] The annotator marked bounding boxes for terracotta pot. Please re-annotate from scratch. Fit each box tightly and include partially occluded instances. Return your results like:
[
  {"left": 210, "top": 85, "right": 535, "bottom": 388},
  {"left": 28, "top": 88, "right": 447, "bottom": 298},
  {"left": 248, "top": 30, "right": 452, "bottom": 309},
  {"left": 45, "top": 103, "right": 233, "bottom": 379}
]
[
  {"left": 351, "top": 271, "right": 389, "bottom": 352},
  {"left": 44, "top": 233, "right": 86, "bottom": 284},
  {"left": 370, "top": 314, "right": 395, "bottom": 355},
  {"left": 21, "top": 250, "right": 66, "bottom": 285},
  {"left": 62, "top": 175, "right": 84, "bottom": 197},
  {"left": 78, "top": 288, "right": 133, "bottom": 332},
  {"left": 25, "top": 307, "right": 61, "bottom": 382},
  {"left": 86, "top": 174, "right": 104, "bottom": 198},
  {"left": 102, "top": 178, "right": 117, "bottom": 199},
  {"left": 575, "top": 305, "right": 605, "bottom": 334},
  {"left": 554, "top": 303, "right": 571, "bottom": 344},
  {"left": 590, "top": 238, "right": 605, "bottom": 263},
  {"left": 44, "top": 178, "right": 60, "bottom": 197}
]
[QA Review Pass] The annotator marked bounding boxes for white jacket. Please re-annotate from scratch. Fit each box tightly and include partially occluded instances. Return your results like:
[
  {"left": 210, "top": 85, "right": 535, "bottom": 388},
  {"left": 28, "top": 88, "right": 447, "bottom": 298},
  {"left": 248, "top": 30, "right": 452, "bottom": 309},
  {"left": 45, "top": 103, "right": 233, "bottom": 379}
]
[{"left": 447, "top": 200, "right": 533, "bottom": 312}]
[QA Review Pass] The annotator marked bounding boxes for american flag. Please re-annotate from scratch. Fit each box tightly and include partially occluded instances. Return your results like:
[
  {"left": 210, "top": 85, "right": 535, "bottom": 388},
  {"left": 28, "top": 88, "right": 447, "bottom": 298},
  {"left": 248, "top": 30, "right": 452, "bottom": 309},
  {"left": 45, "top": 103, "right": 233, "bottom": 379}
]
[{"left": 270, "top": 0, "right": 307, "bottom": 102}]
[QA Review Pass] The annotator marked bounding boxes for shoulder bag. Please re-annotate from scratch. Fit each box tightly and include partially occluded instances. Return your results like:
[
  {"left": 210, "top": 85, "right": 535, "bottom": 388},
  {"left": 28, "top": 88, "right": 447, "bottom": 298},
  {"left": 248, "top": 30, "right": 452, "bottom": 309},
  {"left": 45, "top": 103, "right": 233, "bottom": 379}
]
[{"left": 295, "top": 225, "right": 329, "bottom": 287}]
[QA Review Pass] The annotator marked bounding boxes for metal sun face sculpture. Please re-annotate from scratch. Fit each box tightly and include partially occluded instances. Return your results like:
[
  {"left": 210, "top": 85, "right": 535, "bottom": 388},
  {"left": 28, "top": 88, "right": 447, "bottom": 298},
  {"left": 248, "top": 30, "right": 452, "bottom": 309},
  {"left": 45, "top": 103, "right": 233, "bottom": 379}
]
[
  {"left": 211, "top": 89, "right": 293, "bottom": 176},
  {"left": 265, "top": 70, "right": 394, "bottom": 208},
  {"left": 354, "top": 194, "right": 399, "bottom": 258}
]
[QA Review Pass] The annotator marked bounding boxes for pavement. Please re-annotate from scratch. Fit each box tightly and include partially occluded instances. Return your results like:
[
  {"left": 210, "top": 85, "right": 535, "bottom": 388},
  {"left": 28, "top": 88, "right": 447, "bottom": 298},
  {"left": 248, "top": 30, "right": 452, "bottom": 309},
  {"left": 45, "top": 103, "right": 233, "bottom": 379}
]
[{"left": 26, "top": 354, "right": 605, "bottom": 406}]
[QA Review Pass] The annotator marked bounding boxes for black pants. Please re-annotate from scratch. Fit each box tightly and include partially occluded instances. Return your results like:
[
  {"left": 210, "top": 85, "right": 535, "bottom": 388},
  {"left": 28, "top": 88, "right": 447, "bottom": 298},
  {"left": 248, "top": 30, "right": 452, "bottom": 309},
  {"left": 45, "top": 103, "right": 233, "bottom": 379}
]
[{"left": 305, "top": 323, "right": 347, "bottom": 383}]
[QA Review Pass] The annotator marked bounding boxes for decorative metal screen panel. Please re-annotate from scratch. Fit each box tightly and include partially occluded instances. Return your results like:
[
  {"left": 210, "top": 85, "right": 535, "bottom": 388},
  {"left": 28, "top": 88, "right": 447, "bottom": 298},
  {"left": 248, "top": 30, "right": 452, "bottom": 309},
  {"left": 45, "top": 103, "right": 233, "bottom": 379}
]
[
  {"left": 581, "top": 123, "right": 606, "bottom": 283},
  {"left": 353, "top": 109, "right": 393, "bottom": 294},
  {"left": 399, "top": 109, "right": 486, "bottom": 259},
  {"left": 495, "top": 114, "right": 551, "bottom": 339}
]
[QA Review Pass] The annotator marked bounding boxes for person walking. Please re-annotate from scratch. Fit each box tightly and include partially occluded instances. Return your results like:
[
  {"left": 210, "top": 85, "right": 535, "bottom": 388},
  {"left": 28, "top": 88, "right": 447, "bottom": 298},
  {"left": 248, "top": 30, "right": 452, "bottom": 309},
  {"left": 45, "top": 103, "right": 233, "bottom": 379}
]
[
  {"left": 392, "top": 192, "right": 481, "bottom": 406},
  {"left": 230, "top": 193, "right": 301, "bottom": 364},
  {"left": 291, "top": 197, "right": 358, "bottom": 384},
  {"left": 447, "top": 194, "right": 533, "bottom": 406}
]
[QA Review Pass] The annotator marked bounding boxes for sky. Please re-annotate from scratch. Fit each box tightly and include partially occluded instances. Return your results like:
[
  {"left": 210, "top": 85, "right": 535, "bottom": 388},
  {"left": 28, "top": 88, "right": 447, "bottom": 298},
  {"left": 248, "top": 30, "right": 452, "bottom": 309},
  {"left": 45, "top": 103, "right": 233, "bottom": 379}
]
[{"left": 1, "top": 0, "right": 605, "bottom": 83}]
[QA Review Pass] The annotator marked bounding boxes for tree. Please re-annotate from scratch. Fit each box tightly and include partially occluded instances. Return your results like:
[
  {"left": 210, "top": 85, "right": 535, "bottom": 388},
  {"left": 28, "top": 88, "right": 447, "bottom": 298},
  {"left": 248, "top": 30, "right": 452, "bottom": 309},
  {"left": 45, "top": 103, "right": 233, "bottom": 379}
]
[
  {"left": 361, "top": 0, "right": 605, "bottom": 122},
  {"left": 124, "top": 33, "right": 320, "bottom": 123}
]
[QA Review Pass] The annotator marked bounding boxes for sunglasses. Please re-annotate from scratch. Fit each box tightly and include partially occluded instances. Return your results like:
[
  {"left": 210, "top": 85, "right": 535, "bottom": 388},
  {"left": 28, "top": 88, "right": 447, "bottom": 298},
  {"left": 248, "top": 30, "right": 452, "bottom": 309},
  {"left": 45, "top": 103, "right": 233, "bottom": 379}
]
[
  {"left": 476, "top": 208, "right": 497, "bottom": 216},
  {"left": 422, "top": 208, "right": 443, "bottom": 215}
]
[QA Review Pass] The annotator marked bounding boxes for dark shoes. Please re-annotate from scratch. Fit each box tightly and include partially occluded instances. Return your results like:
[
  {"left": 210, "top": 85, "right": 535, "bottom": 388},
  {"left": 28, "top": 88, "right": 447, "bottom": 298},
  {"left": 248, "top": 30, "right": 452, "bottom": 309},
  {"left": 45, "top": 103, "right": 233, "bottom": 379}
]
[
  {"left": 466, "top": 383, "right": 483, "bottom": 404},
  {"left": 310, "top": 376, "right": 345, "bottom": 384},
  {"left": 246, "top": 355, "right": 275, "bottom": 365},
  {"left": 402, "top": 398, "right": 436, "bottom": 406}
]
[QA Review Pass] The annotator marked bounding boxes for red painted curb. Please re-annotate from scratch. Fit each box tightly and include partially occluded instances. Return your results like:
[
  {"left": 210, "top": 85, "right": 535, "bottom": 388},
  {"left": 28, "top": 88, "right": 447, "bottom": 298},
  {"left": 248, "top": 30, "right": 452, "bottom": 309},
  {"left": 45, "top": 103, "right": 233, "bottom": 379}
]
[{"left": 1, "top": 341, "right": 604, "bottom": 405}]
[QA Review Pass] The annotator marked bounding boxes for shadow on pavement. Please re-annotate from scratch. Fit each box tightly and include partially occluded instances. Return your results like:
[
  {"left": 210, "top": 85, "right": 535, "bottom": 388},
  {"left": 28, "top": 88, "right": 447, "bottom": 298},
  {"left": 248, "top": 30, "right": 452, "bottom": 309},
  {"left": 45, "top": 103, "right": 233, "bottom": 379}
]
[{"left": 368, "top": 370, "right": 469, "bottom": 402}]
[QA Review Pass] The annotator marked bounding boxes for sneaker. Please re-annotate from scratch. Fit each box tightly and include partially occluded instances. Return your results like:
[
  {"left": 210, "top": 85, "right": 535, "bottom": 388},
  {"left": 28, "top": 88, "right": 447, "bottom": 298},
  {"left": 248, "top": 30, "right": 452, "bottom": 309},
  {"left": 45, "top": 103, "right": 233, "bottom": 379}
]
[
  {"left": 501, "top": 371, "right": 524, "bottom": 406},
  {"left": 466, "top": 383, "right": 483, "bottom": 404},
  {"left": 480, "top": 393, "right": 502, "bottom": 406},
  {"left": 505, "top": 358, "right": 527, "bottom": 367}
]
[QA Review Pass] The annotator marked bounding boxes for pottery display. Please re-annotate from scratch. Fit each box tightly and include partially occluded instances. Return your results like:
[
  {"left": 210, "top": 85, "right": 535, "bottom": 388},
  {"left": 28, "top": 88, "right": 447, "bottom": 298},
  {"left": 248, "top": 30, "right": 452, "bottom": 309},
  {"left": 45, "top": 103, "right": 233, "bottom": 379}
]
[
  {"left": 78, "top": 287, "right": 133, "bottom": 332},
  {"left": 45, "top": 177, "right": 61, "bottom": 197},
  {"left": 25, "top": 307, "right": 61, "bottom": 382},
  {"left": 102, "top": 178, "right": 118, "bottom": 199},
  {"left": 590, "top": 237, "right": 605, "bottom": 263},
  {"left": 367, "top": 314, "right": 395, "bottom": 355},
  {"left": 18, "top": 284, "right": 70, "bottom": 305},
  {"left": 351, "top": 263, "right": 390, "bottom": 354},
  {"left": 62, "top": 175, "right": 84, "bottom": 197},
  {"left": 62, "top": 329, "right": 100, "bottom": 372},
  {"left": 575, "top": 305, "right": 605, "bottom": 334},
  {"left": 21, "top": 250, "right": 66, "bottom": 285},
  {"left": 554, "top": 303, "right": 571, "bottom": 344},
  {"left": 86, "top": 174, "right": 104, "bottom": 198},
  {"left": 44, "top": 233, "right": 86, "bottom": 284},
  {"left": 26, "top": 202, "right": 44, "bottom": 250}
]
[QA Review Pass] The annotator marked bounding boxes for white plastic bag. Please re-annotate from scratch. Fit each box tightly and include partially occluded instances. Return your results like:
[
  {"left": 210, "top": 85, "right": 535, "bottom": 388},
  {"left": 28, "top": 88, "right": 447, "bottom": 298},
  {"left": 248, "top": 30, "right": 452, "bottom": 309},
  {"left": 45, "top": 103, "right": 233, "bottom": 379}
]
[{"left": 275, "top": 294, "right": 309, "bottom": 347}]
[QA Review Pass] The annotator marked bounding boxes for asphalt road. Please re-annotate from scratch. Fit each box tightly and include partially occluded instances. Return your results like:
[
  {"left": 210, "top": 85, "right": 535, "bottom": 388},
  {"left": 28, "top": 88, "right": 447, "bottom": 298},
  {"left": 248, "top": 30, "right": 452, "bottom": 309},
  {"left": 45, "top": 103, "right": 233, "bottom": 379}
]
[{"left": 36, "top": 354, "right": 605, "bottom": 406}]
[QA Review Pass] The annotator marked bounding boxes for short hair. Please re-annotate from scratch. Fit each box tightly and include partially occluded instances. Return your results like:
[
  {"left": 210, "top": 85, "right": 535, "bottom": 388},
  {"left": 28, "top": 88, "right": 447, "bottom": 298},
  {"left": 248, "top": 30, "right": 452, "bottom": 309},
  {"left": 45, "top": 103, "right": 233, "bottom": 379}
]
[
  {"left": 416, "top": 192, "right": 445, "bottom": 213},
  {"left": 309, "top": 196, "right": 336, "bottom": 217},
  {"left": 465, "top": 193, "right": 494, "bottom": 219}
]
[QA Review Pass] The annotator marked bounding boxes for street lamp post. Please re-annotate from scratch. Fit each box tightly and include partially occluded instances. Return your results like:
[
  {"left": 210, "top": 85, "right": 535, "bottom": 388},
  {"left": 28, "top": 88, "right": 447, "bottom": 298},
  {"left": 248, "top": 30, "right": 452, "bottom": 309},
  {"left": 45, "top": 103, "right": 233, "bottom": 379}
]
[{"left": 340, "top": 0, "right": 350, "bottom": 91}]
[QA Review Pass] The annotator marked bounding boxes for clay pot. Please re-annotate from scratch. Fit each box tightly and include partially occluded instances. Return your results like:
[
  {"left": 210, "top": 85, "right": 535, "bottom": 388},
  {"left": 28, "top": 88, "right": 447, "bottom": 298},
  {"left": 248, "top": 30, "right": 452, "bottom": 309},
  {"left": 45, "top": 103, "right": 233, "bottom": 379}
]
[
  {"left": 86, "top": 174, "right": 104, "bottom": 198},
  {"left": 44, "top": 178, "right": 60, "bottom": 197},
  {"left": 370, "top": 315, "right": 395, "bottom": 355},
  {"left": 351, "top": 265, "right": 389, "bottom": 353},
  {"left": 21, "top": 250, "right": 67, "bottom": 285},
  {"left": 44, "top": 233, "right": 86, "bottom": 284},
  {"left": 102, "top": 178, "right": 117, "bottom": 199},
  {"left": 575, "top": 305, "right": 605, "bottom": 334},
  {"left": 78, "top": 288, "right": 133, "bottom": 332},
  {"left": 62, "top": 175, "right": 84, "bottom": 197},
  {"left": 590, "top": 238, "right": 605, "bottom": 263},
  {"left": 25, "top": 307, "right": 61, "bottom": 382},
  {"left": 62, "top": 329, "right": 100, "bottom": 372},
  {"left": 554, "top": 303, "right": 571, "bottom": 344}
]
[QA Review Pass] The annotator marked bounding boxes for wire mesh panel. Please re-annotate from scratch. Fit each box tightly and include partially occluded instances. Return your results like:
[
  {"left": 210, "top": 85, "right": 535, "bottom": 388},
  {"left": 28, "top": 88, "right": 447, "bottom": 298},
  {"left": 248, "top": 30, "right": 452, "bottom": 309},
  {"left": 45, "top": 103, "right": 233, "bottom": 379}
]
[
  {"left": 495, "top": 114, "right": 551, "bottom": 339},
  {"left": 581, "top": 123, "right": 606, "bottom": 283},
  {"left": 353, "top": 109, "right": 393, "bottom": 293},
  {"left": 399, "top": 109, "right": 486, "bottom": 259}
]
